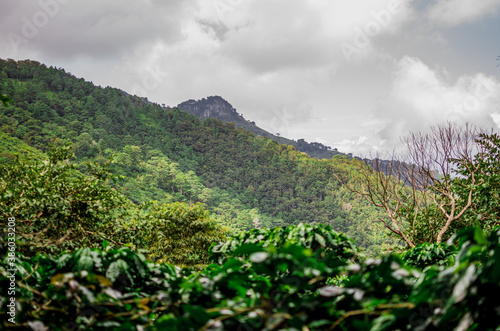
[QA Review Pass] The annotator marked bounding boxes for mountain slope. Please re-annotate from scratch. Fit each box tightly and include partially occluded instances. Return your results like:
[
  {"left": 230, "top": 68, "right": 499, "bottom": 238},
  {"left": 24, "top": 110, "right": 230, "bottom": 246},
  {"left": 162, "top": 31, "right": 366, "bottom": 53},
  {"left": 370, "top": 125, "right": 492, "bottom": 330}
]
[
  {"left": 177, "top": 96, "right": 343, "bottom": 160},
  {"left": 0, "top": 58, "right": 393, "bottom": 254}
]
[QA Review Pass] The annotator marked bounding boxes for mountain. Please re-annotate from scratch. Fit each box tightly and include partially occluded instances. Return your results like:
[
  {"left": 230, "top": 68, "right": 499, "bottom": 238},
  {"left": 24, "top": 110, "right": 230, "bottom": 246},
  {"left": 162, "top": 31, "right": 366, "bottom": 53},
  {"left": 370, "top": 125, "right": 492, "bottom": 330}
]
[
  {"left": 177, "top": 96, "right": 344, "bottom": 160},
  {"left": 0, "top": 58, "right": 392, "bottom": 254}
]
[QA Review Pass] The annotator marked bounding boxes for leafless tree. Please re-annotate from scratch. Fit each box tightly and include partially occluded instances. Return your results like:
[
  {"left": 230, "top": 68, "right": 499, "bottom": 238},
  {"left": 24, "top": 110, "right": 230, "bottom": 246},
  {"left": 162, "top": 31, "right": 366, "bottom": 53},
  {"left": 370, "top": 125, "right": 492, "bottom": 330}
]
[{"left": 334, "top": 122, "right": 485, "bottom": 247}]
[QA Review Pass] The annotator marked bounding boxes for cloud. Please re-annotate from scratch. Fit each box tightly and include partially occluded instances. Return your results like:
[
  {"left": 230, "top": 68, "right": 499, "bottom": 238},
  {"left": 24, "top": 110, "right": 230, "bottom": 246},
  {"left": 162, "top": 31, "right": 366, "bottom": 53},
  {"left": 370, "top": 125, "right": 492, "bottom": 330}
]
[
  {"left": 336, "top": 136, "right": 375, "bottom": 155},
  {"left": 427, "top": 0, "right": 500, "bottom": 26},
  {"left": 196, "top": 0, "right": 415, "bottom": 73},
  {"left": 0, "top": 0, "right": 193, "bottom": 60},
  {"left": 360, "top": 56, "right": 500, "bottom": 152},
  {"left": 1, "top": 0, "right": 496, "bottom": 160}
]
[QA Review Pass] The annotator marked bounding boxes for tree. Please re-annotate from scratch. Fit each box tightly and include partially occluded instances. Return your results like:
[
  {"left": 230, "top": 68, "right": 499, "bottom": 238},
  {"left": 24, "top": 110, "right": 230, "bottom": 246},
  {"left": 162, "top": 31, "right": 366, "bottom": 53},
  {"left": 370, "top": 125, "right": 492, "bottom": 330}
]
[
  {"left": 0, "top": 143, "right": 129, "bottom": 256},
  {"left": 123, "top": 202, "right": 229, "bottom": 268},
  {"left": 0, "top": 94, "right": 11, "bottom": 107},
  {"left": 334, "top": 123, "right": 486, "bottom": 247},
  {"left": 75, "top": 132, "right": 97, "bottom": 158},
  {"left": 0, "top": 59, "right": 393, "bottom": 253},
  {"left": 452, "top": 132, "right": 500, "bottom": 230}
]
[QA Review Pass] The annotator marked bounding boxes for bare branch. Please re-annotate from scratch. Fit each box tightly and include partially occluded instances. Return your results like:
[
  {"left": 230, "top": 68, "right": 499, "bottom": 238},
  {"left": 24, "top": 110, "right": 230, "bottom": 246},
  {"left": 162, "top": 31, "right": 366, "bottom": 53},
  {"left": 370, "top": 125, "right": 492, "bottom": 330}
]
[{"left": 333, "top": 122, "right": 486, "bottom": 246}]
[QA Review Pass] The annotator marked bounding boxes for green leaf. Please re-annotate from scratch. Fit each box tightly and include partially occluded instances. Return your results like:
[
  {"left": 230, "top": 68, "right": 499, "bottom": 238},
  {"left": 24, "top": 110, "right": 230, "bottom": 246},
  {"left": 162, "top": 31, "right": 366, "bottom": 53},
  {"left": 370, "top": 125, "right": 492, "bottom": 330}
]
[
  {"left": 106, "top": 259, "right": 129, "bottom": 283},
  {"left": 452, "top": 264, "right": 476, "bottom": 303},
  {"left": 315, "top": 233, "right": 326, "bottom": 247},
  {"left": 76, "top": 255, "right": 94, "bottom": 272}
]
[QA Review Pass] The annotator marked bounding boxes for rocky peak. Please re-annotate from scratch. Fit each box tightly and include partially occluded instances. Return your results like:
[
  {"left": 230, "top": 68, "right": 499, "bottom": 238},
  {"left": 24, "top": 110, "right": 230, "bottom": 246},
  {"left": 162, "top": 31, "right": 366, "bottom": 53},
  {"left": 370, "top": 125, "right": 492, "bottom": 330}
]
[{"left": 177, "top": 95, "right": 241, "bottom": 121}]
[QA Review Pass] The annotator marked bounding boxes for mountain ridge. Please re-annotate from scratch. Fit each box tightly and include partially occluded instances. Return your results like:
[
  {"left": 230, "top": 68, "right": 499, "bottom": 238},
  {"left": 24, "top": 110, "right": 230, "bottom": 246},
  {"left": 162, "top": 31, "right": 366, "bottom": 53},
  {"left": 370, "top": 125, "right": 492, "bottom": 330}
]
[
  {"left": 177, "top": 96, "right": 345, "bottom": 160},
  {"left": 0, "top": 58, "right": 392, "bottom": 254}
]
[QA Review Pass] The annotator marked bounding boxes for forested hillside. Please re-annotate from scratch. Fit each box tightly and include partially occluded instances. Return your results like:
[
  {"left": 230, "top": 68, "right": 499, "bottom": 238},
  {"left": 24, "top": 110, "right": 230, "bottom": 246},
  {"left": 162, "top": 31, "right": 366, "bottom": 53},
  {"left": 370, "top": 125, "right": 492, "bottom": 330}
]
[
  {"left": 1, "top": 59, "right": 499, "bottom": 330},
  {"left": 0, "top": 58, "right": 391, "bottom": 254},
  {"left": 177, "top": 95, "right": 343, "bottom": 160}
]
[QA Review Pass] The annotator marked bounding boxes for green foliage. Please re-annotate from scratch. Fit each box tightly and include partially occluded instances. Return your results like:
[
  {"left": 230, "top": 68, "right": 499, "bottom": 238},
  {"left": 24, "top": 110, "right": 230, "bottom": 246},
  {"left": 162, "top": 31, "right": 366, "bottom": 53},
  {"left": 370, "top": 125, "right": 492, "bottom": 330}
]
[
  {"left": 210, "top": 223, "right": 360, "bottom": 265},
  {"left": 408, "top": 131, "right": 500, "bottom": 245},
  {"left": 0, "top": 245, "right": 184, "bottom": 330},
  {"left": 0, "top": 142, "right": 230, "bottom": 269},
  {"left": 0, "top": 93, "right": 11, "bottom": 107},
  {"left": 401, "top": 242, "right": 456, "bottom": 270},
  {"left": 413, "top": 131, "right": 500, "bottom": 244},
  {"left": 123, "top": 202, "right": 229, "bottom": 268},
  {"left": 452, "top": 133, "right": 500, "bottom": 230},
  {"left": 0, "top": 143, "right": 129, "bottom": 256},
  {"left": 0, "top": 58, "right": 392, "bottom": 255},
  {"left": 407, "top": 225, "right": 500, "bottom": 330},
  {"left": 1, "top": 225, "right": 499, "bottom": 330},
  {"left": 0, "top": 132, "right": 43, "bottom": 165}
]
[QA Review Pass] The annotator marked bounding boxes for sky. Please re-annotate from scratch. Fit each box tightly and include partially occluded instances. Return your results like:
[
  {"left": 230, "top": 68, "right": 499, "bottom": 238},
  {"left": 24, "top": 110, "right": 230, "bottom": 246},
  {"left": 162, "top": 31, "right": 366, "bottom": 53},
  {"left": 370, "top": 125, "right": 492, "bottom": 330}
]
[{"left": 1, "top": 0, "right": 500, "bottom": 156}]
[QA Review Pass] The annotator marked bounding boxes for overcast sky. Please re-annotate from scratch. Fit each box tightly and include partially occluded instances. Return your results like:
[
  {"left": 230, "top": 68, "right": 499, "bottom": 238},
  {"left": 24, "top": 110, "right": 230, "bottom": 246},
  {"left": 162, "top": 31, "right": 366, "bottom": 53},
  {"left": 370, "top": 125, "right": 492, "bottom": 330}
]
[{"left": 1, "top": 0, "right": 500, "bottom": 155}]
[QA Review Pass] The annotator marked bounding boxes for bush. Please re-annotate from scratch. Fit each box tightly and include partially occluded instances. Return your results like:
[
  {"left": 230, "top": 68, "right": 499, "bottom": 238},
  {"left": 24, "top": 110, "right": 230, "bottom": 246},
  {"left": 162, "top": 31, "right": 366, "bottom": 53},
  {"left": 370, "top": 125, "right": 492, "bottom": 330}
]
[
  {"left": 209, "top": 222, "right": 360, "bottom": 265},
  {"left": 401, "top": 242, "right": 456, "bottom": 270},
  {"left": 0, "top": 143, "right": 129, "bottom": 256},
  {"left": 122, "top": 202, "right": 229, "bottom": 268},
  {"left": 0, "top": 244, "right": 184, "bottom": 330},
  {"left": 1, "top": 225, "right": 499, "bottom": 330}
]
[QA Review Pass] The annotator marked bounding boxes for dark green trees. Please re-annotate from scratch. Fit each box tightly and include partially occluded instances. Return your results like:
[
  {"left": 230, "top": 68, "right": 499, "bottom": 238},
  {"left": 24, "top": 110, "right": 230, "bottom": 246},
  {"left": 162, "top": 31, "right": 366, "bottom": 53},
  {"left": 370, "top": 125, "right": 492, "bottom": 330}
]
[{"left": 0, "top": 58, "right": 388, "bottom": 253}]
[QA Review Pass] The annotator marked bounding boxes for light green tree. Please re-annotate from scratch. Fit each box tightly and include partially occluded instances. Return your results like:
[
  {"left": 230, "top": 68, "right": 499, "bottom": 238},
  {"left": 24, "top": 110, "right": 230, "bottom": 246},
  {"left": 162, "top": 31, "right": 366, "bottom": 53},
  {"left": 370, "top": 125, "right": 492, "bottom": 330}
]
[
  {"left": 123, "top": 202, "right": 229, "bottom": 268},
  {"left": 0, "top": 143, "right": 129, "bottom": 256}
]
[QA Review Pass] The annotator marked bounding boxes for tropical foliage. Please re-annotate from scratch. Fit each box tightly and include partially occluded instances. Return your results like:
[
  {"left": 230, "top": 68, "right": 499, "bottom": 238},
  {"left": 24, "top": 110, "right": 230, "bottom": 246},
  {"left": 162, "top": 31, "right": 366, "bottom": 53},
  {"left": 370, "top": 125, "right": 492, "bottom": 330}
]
[
  {"left": 400, "top": 242, "right": 456, "bottom": 270},
  {"left": 209, "top": 223, "right": 360, "bottom": 265},
  {"left": 0, "top": 143, "right": 128, "bottom": 256},
  {"left": 122, "top": 201, "right": 229, "bottom": 268},
  {"left": 0, "top": 142, "right": 228, "bottom": 268},
  {"left": 1, "top": 225, "right": 499, "bottom": 330},
  {"left": 452, "top": 132, "right": 500, "bottom": 230}
]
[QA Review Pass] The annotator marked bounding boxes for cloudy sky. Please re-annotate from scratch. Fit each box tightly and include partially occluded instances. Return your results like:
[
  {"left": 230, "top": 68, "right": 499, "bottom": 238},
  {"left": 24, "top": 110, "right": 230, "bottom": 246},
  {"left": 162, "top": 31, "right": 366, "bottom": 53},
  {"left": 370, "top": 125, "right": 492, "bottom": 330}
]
[{"left": 1, "top": 0, "right": 500, "bottom": 155}]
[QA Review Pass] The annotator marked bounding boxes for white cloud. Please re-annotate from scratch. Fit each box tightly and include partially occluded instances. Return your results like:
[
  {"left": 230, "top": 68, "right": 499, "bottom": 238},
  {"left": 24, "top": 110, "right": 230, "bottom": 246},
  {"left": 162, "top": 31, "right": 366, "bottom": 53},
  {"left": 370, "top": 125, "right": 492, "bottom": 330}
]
[
  {"left": 428, "top": 0, "right": 500, "bottom": 26},
  {"left": 195, "top": 0, "right": 414, "bottom": 72},
  {"left": 0, "top": 0, "right": 194, "bottom": 60},
  {"left": 356, "top": 56, "right": 500, "bottom": 153},
  {"left": 336, "top": 136, "right": 373, "bottom": 155}
]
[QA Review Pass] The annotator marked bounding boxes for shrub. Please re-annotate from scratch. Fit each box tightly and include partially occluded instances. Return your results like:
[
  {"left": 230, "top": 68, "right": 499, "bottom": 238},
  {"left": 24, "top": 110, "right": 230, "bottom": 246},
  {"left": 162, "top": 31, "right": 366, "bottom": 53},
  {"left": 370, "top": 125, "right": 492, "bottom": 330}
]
[
  {"left": 123, "top": 202, "right": 229, "bottom": 268},
  {"left": 209, "top": 222, "right": 360, "bottom": 265},
  {"left": 1, "top": 225, "right": 499, "bottom": 330},
  {"left": 401, "top": 242, "right": 456, "bottom": 270},
  {"left": 0, "top": 143, "right": 128, "bottom": 256}
]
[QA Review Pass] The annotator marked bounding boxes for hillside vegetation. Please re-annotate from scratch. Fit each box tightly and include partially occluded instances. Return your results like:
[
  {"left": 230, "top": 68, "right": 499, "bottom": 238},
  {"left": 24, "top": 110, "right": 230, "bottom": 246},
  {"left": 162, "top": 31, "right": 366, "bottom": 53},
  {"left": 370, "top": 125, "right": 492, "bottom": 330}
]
[
  {"left": 1, "top": 59, "right": 499, "bottom": 330},
  {"left": 0, "top": 59, "right": 392, "bottom": 254},
  {"left": 177, "top": 95, "right": 343, "bottom": 160},
  {"left": 1, "top": 151, "right": 498, "bottom": 329}
]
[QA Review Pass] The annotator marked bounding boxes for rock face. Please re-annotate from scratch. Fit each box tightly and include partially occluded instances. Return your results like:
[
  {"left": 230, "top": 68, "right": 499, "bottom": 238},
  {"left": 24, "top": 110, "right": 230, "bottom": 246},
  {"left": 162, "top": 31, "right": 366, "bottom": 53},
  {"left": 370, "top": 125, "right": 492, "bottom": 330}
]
[
  {"left": 177, "top": 95, "right": 277, "bottom": 140},
  {"left": 177, "top": 96, "right": 242, "bottom": 122}
]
